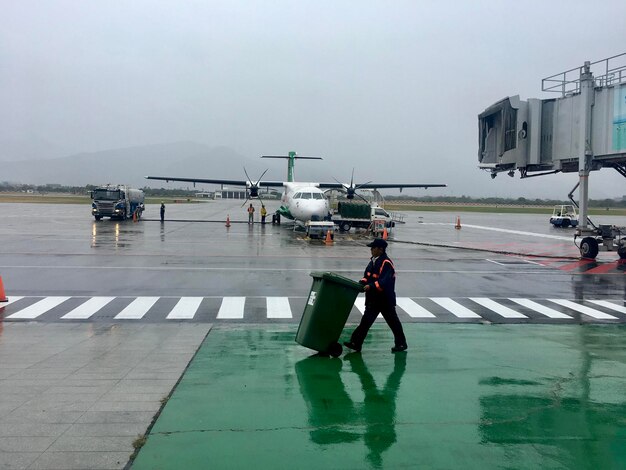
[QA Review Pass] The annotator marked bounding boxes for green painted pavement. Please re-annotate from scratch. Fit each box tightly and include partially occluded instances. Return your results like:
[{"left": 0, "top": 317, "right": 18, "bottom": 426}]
[{"left": 131, "top": 324, "right": 626, "bottom": 469}]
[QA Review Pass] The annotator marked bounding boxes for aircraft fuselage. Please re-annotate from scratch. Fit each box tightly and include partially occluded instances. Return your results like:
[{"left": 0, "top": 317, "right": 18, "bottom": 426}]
[{"left": 280, "top": 183, "right": 330, "bottom": 223}]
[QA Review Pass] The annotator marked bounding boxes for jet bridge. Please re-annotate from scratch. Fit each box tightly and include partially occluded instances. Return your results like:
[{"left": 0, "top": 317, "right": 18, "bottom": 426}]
[{"left": 478, "top": 53, "right": 626, "bottom": 258}]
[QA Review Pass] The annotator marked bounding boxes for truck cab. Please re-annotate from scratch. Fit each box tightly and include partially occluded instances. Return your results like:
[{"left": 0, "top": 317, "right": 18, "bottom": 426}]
[{"left": 91, "top": 185, "right": 145, "bottom": 221}]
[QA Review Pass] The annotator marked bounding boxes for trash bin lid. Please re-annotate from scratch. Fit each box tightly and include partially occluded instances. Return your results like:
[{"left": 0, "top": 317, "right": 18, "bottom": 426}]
[{"left": 309, "top": 271, "right": 363, "bottom": 290}]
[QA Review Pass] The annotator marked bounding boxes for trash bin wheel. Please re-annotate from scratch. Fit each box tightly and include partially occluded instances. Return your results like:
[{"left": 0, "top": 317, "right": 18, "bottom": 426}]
[{"left": 328, "top": 342, "right": 343, "bottom": 358}]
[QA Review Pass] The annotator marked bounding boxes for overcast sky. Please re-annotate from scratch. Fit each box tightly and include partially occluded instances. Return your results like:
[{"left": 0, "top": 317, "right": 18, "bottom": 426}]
[{"left": 2, "top": 1, "right": 626, "bottom": 198}]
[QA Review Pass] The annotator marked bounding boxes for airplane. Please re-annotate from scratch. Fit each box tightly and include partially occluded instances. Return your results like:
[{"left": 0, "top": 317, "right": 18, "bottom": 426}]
[{"left": 145, "top": 151, "right": 446, "bottom": 224}]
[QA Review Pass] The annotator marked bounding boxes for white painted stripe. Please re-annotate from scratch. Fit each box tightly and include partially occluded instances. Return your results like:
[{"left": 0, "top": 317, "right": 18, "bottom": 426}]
[
  {"left": 548, "top": 299, "right": 618, "bottom": 320},
  {"left": 352, "top": 296, "right": 383, "bottom": 319},
  {"left": 396, "top": 298, "right": 435, "bottom": 318},
  {"left": 430, "top": 298, "right": 481, "bottom": 318},
  {"left": 7, "top": 297, "right": 70, "bottom": 319},
  {"left": 442, "top": 223, "right": 572, "bottom": 241},
  {"left": 587, "top": 300, "right": 626, "bottom": 314},
  {"left": 217, "top": 297, "right": 245, "bottom": 319},
  {"left": 61, "top": 297, "right": 115, "bottom": 319},
  {"left": 0, "top": 296, "right": 24, "bottom": 308},
  {"left": 266, "top": 297, "right": 292, "bottom": 319},
  {"left": 166, "top": 297, "right": 204, "bottom": 320},
  {"left": 509, "top": 298, "right": 572, "bottom": 319},
  {"left": 354, "top": 296, "right": 366, "bottom": 314},
  {"left": 470, "top": 298, "right": 527, "bottom": 319},
  {"left": 114, "top": 297, "right": 159, "bottom": 319}
]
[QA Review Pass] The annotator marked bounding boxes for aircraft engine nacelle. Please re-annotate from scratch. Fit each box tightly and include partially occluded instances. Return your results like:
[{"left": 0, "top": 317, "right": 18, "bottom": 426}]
[{"left": 246, "top": 182, "right": 259, "bottom": 198}]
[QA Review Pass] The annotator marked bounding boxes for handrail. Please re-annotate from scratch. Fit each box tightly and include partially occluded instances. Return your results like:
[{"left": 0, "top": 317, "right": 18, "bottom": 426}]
[{"left": 542, "top": 52, "right": 626, "bottom": 95}]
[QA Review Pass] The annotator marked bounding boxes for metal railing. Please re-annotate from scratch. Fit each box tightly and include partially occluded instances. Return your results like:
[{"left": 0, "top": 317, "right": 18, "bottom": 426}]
[{"left": 542, "top": 52, "right": 626, "bottom": 95}]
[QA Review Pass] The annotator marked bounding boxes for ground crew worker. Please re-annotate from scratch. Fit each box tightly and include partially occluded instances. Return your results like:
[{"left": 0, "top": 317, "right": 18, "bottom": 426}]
[
  {"left": 247, "top": 203, "right": 255, "bottom": 224},
  {"left": 261, "top": 205, "right": 267, "bottom": 224},
  {"left": 344, "top": 238, "right": 408, "bottom": 353},
  {"left": 160, "top": 202, "right": 165, "bottom": 222}
]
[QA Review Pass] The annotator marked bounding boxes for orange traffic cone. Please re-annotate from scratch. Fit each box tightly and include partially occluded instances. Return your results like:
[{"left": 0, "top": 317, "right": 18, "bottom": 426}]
[
  {"left": 382, "top": 225, "right": 388, "bottom": 240},
  {"left": 455, "top": 216, "right": 461, "bottom": 229},
  {"left": 0, "top": 276, "right": 7, "bottom": 302},
  {"left": 226, "top": 215, "right": 231, "bottom": 228},
  {"left": 325, "top": 230, "right": 333, "bottom": 245}
]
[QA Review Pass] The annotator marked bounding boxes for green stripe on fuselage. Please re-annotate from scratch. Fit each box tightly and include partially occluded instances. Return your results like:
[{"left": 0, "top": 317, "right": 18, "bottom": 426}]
[{"left": 276, "top": 205, "right": 294, "bottom": 219}]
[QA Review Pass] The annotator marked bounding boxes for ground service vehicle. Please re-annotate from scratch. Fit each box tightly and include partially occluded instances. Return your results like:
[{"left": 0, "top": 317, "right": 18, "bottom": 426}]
[
  {"left": 91, "top": 185, "right": 145, "bottom": 221},
  {"left": 549, "top": 205, "right": 579, "bottom": 228},
  {"left": 333, "top": 202, "right": 394, "bottom": 232}
]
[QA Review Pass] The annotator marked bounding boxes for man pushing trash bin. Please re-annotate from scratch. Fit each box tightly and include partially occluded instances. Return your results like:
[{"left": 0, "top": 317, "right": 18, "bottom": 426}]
[{"left": 344, "top": 238, "right": 408, "bottom": 354}]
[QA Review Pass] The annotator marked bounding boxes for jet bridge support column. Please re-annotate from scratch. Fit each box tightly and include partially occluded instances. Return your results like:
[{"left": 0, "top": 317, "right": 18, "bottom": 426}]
[{"left": 577, "top": 62, "right": 594, "bottom": 234}]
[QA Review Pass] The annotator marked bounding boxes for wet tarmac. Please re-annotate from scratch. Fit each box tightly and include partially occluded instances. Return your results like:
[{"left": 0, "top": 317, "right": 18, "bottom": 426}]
[{"left": 1, "top": 200, "right": 626, "bottom": 469}]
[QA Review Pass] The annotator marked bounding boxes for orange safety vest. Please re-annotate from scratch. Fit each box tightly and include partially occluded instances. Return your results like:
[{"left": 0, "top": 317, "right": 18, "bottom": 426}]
[{"left": 361, "top": 258, "right": 395, "bottom": 292}]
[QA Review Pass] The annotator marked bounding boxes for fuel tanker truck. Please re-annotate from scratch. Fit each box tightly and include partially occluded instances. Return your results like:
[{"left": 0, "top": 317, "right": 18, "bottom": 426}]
[{"left": 91, "top": 184, "right": 145, "bottom": 221}]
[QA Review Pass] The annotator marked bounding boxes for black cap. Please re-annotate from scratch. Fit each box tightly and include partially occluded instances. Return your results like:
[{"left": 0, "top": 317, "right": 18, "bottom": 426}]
[{"left": 366, "top": 238, "right": 387, "bottom": 249}]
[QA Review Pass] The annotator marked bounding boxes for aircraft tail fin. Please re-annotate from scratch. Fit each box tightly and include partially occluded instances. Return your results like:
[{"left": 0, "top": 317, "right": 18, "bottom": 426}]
[{"left": 261, "top": 152, "right": 323, "bottom": 182}]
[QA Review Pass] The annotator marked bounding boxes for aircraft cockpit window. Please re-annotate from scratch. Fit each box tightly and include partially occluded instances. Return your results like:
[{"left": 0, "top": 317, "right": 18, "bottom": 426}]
[
  {"left": 301, "top": 193, "right": 312, "bottom": 199},
  {"left": 313, "top": 193, "right": 324, "bottom": 200},
  {"left": 294, "top": 192, "right": 302, "bottom": 199}
]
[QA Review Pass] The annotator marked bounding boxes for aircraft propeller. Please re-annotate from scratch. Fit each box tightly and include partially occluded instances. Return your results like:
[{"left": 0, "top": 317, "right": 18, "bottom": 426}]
[
  {"left": 333, "top": 169, "right": 372, "bottom": 202},
  {"left": 241, "top": 167, "right": 269, "bottom": 207}
]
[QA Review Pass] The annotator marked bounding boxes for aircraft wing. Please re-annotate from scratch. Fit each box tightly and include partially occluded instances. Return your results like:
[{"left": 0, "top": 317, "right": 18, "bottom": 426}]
[
  {"left": 317, "top": 182, "right": 447, "bottom": 190},
  {"left": 145, "top": 176, "right": 285, "bottom": 188}
]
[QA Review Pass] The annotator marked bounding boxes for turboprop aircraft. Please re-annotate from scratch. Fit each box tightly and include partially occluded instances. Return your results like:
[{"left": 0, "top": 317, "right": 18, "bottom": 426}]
[{"left": 145, "top": 151, "right": 446, "bottom": 224}]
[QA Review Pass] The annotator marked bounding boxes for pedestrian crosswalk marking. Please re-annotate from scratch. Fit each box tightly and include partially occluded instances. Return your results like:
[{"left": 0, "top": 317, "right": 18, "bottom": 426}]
[
  {"left": 587, "top": 299, "right": 626, "bottom": 314},
  {"left": 396, "top": 298, "right": 436, "bottom": 318},
  {"left": 0, "top": 297, "right": 24, "bottom": 308},
  {"left": 354, "top": 297, "right": 366, "bottom": 314},
  {"left": 266, "top": 297, "right": 292, "bottom": 319},
  {"left": 217, "top": 297, "right": 245, "bottom": 319},
  {"left": 62, "top": 297, "right": 115, "bottom": 319},
  {"left": 509, "top": 298, "right": 571, "bottom": 319},
  {"left": 115, "top": 297, "right": 159, "bottom": 320},
  {"left": 547, "top": 299, "right": 618, "bottom": 320},
  {"left": 7, "top": 297, "right": 70, "bottom": 319},
  {"left": 431, "top": 297, "right": 482, "bottom": 318},
  {"left": 470, "top": 298, "right": 528, "bottom": 319},
  {"left": 166, "top": 297, "right": 204, "bottom": 320},
  {"left": 2, "top": 295, "right": 626, "bottom": 323}
]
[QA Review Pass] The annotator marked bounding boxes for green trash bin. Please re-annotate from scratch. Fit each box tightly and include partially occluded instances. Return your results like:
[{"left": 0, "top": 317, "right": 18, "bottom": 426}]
[{"left": 296, "top": 271, "right": 364, "bottom": 357}]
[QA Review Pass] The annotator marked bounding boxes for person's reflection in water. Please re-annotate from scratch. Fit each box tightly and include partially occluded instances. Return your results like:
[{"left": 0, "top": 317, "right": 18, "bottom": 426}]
[
  {"left": 295, "top": 355, "right": 360, "bottom": 445},
  {"left": 295, "top": 353, "right": 406, "bottom": 468},
  {"left": 346, "top": 352, "right": 406, "bottom": 468}
]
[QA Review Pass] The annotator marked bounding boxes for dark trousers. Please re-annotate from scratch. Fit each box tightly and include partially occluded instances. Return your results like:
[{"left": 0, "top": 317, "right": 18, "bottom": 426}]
[{"left": 350, "top": 300, "right": 406, "bottom": 348}]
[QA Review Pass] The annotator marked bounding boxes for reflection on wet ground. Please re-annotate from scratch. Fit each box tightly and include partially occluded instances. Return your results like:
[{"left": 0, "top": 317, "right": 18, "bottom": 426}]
[
  {"left": 131, "top": 324, "right": 626, "bottom": 469},
  {"left": 296, "top": 352, "right": 406, "bottom": 468},
  {"left": 91, "top": 220, "right": 145, "bottom": 249}
]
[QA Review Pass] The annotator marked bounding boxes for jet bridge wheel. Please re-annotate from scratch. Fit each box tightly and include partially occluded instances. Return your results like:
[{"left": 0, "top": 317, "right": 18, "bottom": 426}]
[{"left": 580, "top": 237, "right": 599, "bottom": 259}]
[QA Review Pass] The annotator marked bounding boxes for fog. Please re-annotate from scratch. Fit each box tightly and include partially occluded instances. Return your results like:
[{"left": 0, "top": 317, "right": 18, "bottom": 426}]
[{"left": 2, "top": 1, "right": 625, "bottom": 199}]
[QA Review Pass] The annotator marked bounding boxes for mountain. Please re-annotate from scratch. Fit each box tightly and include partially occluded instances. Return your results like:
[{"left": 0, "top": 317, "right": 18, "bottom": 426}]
[
  {"left": 1, "top": 142, "right": 274, "bottom": 188},
  {"left": 0, "top": 138, "right": 80, "bottom": 162}
]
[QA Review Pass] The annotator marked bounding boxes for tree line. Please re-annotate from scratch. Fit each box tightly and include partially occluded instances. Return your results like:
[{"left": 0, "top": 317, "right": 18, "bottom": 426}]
[{"left": 1, "top": 182, "right": 625, "bottom": 207}]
